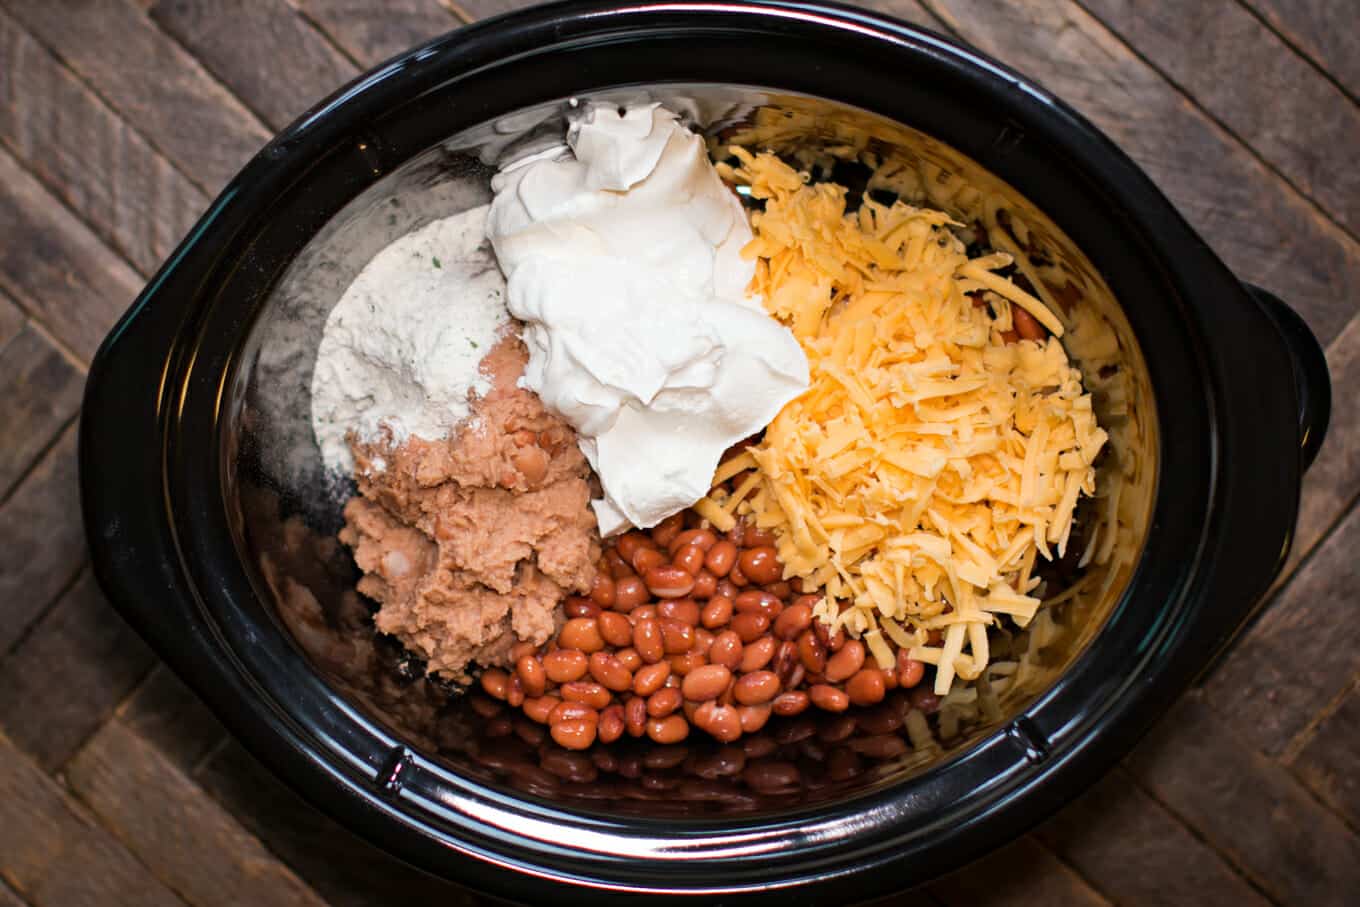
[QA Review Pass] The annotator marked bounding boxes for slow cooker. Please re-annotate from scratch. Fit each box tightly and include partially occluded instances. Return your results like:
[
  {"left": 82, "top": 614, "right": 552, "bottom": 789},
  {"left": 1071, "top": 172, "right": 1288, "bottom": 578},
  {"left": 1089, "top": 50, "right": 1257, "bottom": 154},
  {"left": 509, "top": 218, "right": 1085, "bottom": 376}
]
[{"left": 80, "top": 1, "right": 1331, "bottom": 902}]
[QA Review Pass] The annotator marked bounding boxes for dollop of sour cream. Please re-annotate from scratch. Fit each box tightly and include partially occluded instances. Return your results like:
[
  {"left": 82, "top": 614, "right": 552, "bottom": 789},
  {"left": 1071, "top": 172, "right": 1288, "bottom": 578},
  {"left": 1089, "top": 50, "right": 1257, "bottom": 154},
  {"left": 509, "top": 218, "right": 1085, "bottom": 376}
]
[{"left": 487, "top": 103, "right": 809, "bottom": 535}]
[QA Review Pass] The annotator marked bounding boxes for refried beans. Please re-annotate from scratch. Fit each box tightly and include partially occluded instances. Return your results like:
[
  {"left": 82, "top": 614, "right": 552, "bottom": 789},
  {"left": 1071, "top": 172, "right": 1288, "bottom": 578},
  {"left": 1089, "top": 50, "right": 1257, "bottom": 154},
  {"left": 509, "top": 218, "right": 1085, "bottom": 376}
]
[{"left": 338, "top": 334, "right": 600, "bottom": 682}]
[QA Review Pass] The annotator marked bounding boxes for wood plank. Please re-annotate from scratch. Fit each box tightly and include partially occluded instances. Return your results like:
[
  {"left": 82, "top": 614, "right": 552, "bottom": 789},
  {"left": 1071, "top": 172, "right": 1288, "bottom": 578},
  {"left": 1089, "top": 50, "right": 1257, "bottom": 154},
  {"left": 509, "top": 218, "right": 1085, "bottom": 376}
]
[
  {"left": 929, "top": 835, "right": 1111, "bottom": 906},
  {"left": 117, "top": 664, "right": 228, "bottom": 774},
  {"left": 1204, "top": 497, "right": 1360, "bottom": 756},
  {"left": 0, "top": 146, "right": 143, "bottom": 360},
  {"left": 0, "top": 571, "right": 155, "bottom": 771},
  {"left": 458, "top": 0, "right": 947, "bottom": 32},
  {"left": 1037, "top": 768, "right": 1272, "bottom": 907},
  {"left": 445, "top": 0, "right": 515, "bottom": 22},
  {"left": 1078, "top": 0, "right": 1360, "bottom": 235},
  {"left": 1283, "top": 310, "right": 1360, "bottom": 585},
  {"left": 0, "top": 881, "right": 30, "bottom": 907},
  {"left": 149, "top": 0, "right": 359, "bottom": 131},
  {"left": 1245, "top": 0, "right": 1360, "bottom": 100},
  {"left": 462, "top": 0, "right": 946, "bottom": 31},
  {"left": 0, "top": 425, "right": 84, "bottom": 654},
  {"left": 3, "top": 0, "right": 271, "bottom": 193},
  {"left": 849, "top": 0, "right": 948, "bottom": 31},
  {"left": 912, "top": 0, "right": 1360, "bottom": 347},
  {"left": 0, "top": 731, "right": 184, "bottom": 907},
  {"left": 1125, "top": 692, "right": 1360, "bottom": 903},
  {"left": 0, "top": 292, "right": 22, "bottom": 349},
  {"left": 0, "top": 7, "right": 206, "bottom": 276},
  {"left": 0, "top": 323, "right": 82, "bottom": 499},
  {"left": 1291, "top": 680, "right": 1360, "bottom": 829},
  {"left": 196, "top": 741, "right": 480, "bottom": 907},
  {"left": 65, "top": 721, "right": 328, "bottom": 907},
  {"left": 295, "top": 0, "right": 459, "bottom": 68}
]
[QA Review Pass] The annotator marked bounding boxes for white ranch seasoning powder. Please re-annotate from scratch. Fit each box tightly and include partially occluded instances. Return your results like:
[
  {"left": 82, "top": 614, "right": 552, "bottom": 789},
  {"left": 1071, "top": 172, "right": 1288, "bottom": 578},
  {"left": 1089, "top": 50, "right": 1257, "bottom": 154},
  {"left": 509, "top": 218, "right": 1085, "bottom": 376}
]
[{"left": 310, "top": 204, "right": 509, "bottom": 474}]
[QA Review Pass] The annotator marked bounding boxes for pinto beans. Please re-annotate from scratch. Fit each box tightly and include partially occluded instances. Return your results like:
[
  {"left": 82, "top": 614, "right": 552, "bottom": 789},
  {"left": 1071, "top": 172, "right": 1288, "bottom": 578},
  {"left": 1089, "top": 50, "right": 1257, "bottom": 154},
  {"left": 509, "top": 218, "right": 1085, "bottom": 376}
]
[
  {"left": 681, "top": 664, "right": 732, "bottom": 701},
  {"left": 632, "top": 662, "right": 671, "bottom": 696},
  {"left": 846, "top": 669, "right": 887, "bottom": 706},
  {"left": 673, "top": 544, "right": 707, "bottom": 576},
  {"left": 1012, "top": 305, "right": 1048, "bottom": 341},
  {"left": 588, "top": 652, "right": 633, "bottom": 692},
  {"left": 633, "top": 619, "right": 665, "bottom": 664},
  {"left": 734, "top": 671, "right": 780, "bottom": 705},
  {"left": 645, "top": 566, "right": 696, "bottom": 598},
  {"left": 810, "top": 684, "right": 850, "bottom": 712},
  {"left": 708, "top": 630, "right": 744, "bottom": 670},
  {"left": 543, "top": 649, "right": 588, "bottom": 683},
  {"left": 730, "top": 612, "right": 771, "bottom": 643},
  {"left": 704, "top": 540, "right": 738, "bottom": 577},
  {"left": 613, "top": 576, "right": 649, "bottom": 611},
  {"left": 516, "top": 657, "right": 546, "bottom": 697},
  {"left": 597, "top": 611, "right": 634, "bottom": 647},
  {"left": 735, "top": 636, "right": 775, "bottom": 673},
  {"left": 559, "top": 618, "right": 605, "bottom": 653},
  {"left": 550, "top": 717, "right": 598, "bottom": 750},
  {"left": 825, "top": 640, "right": 866, "bottom": 683},
  {"left": 505, "top": 501, "right": 952, "bottom": 746},
  {"left": 737, "top": 546, "right": 782, "bottom": 585},
  {"left": 701, "top": 595, "right": 734, "bottom": 628},
  {"left": 646, "top": 714, "right": 690, "bottom": 744}
]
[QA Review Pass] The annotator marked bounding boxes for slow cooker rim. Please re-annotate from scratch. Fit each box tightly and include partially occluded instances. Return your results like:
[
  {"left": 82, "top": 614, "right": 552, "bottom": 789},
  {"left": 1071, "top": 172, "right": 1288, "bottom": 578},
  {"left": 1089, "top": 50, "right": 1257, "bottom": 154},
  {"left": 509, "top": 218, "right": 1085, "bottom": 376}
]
[{"left": 81, "top": 0, "right": 1304, "bottom": 900}]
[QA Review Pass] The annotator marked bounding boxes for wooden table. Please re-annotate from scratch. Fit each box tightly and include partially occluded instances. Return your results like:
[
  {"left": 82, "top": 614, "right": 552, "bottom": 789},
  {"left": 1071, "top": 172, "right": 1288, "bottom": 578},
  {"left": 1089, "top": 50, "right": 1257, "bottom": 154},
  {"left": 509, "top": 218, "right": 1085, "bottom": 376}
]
[{"left": 0, "top": 1, "right": 1356, "bottom": 904}]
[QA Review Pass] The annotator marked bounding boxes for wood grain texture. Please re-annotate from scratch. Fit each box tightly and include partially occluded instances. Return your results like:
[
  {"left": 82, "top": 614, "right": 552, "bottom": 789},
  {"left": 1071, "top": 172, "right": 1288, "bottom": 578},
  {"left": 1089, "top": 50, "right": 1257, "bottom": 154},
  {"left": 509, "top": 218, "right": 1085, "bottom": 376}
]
[
  {"left": 0, "top": 2, "right": 1349, "bottom": 904},
  {"left": 1126, "top": 693, "right": 1360, "bottom": 904},
  {"left": 1078, "top": 0, "right": 1360, "bottom": 235},
  {"left": 0, "top": 571, "right": 155, "bottom": 771},
  {"left": 0, "top": 425, "right": 84, "bottom": 654},
  {"left": 2, "top": 0, "right": 270, "bottom": 193},
  {"left": 914, "top": 0, "right": 1360, "bottom": 347},
  {"left": 850, "top": 0, "right": 949, "bottom": 31},
  {"left": 1284, "top": 311, "right": 1360, "bottom": 583},
  {"left": 1037, "top": 768, "right": 1272, "bottom": 907},
  {"left": 65, "top": 721, "right": 329, "bottom": 907},
  {"left": 0, "top": 7, "right": 205, "bottom": 276},
  {"left": 1292, "top": 681, "right": 1360, "bottom": 829},
  {"left": 196, "top": 741, "right": 480, "bottom": 907},
  {"left": 461, "top": 0, "right": 947, "bottom": 31},
  {"left": 929, "top": 836, "right": 1111, "bottom": 906},
  {"left": 295, "top": 0, "right": 459, "bottom": 67},
  {"left": 1204, "top": 498, "right": 1360, "bottom": 756},
  {"left": 0, "top": 732, "right": 185, "bottom": 907},
  {"left": 446, "top": 0, "right": 519, "bottom": 22},
  {"left": 0, "top": 289, "right": 25, "bottom": 350},
  {"left": 0, "top": 882, "right": 29, "bottom": 907},
  {"left": 0, "top": 324, "right": 82, "bottom": 498},
  {"left": 1245, "top": 0, "right": 1360, "bottom": 99},
  {"left": 150, "top": 0, "right": 359, "bottom": 131},
  {"left": 0, "top": 146, "right": 142, "bottom": 360},
  {"left": 117, "top": 665, "right": 228, "bottom": 774}
]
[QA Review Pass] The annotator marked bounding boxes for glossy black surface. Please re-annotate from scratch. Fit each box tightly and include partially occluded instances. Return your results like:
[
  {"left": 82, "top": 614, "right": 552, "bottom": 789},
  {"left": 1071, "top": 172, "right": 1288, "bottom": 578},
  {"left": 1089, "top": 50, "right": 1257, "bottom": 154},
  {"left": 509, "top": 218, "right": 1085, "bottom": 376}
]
[
  {"left": 80, "top": 1, "right": 1328, "bottom": 902},
  {"left": 1245, "top": 283, "right": 1331, "bottom": 470}
]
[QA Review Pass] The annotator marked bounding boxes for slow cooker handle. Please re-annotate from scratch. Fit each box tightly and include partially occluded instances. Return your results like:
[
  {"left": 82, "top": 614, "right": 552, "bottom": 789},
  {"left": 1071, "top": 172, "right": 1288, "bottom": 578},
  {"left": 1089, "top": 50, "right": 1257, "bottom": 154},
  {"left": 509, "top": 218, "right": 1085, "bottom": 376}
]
[{"left": 1243, "top": 283, "right": 1331, "bottom": 470}]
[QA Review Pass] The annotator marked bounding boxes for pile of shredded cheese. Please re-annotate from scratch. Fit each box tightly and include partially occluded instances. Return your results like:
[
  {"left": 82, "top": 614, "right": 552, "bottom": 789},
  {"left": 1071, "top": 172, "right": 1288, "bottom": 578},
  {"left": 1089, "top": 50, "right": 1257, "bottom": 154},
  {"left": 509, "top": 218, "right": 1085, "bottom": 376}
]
[{"left": 711, "top": 150, "right": 1107, "bottom": 695}]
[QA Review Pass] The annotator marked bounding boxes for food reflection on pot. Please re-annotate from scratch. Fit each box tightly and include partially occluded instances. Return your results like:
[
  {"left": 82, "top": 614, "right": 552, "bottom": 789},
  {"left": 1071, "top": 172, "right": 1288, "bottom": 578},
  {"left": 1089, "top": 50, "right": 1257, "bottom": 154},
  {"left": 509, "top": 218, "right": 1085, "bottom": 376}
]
[{"left": 259, "top": 484, "right": 1072, "bottom": 815}]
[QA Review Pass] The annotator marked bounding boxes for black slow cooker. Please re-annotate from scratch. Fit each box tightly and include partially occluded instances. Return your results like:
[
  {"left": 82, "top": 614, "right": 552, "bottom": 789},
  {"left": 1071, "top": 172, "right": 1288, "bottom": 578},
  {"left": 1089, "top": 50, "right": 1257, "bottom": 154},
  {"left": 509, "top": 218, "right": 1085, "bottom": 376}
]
[{"left": 80, "top": 1, "right": 1330, "bottom": 902}]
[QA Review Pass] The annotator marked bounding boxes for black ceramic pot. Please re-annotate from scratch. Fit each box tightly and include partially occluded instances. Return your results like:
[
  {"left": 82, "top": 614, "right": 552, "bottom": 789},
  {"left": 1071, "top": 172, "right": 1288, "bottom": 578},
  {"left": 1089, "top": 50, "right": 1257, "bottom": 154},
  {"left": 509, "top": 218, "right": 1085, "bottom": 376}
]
[{"left": 80, "top": 1, "right": 1330, "bottom": 902}]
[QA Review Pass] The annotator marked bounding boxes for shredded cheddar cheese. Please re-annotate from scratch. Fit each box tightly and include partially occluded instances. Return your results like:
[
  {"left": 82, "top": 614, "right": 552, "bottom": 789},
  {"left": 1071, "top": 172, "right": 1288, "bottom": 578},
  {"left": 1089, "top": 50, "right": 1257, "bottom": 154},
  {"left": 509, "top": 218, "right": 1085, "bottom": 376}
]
[{"left": 720, "top": 151, "right": 1107, "bottom": 694}]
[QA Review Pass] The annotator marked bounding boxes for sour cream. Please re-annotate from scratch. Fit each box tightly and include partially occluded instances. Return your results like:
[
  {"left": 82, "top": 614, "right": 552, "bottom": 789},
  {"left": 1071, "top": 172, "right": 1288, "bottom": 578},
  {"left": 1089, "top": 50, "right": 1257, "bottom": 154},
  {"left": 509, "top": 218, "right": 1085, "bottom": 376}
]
[{"left": 487, "top": 103, "right": 809, "bottom": 535}]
